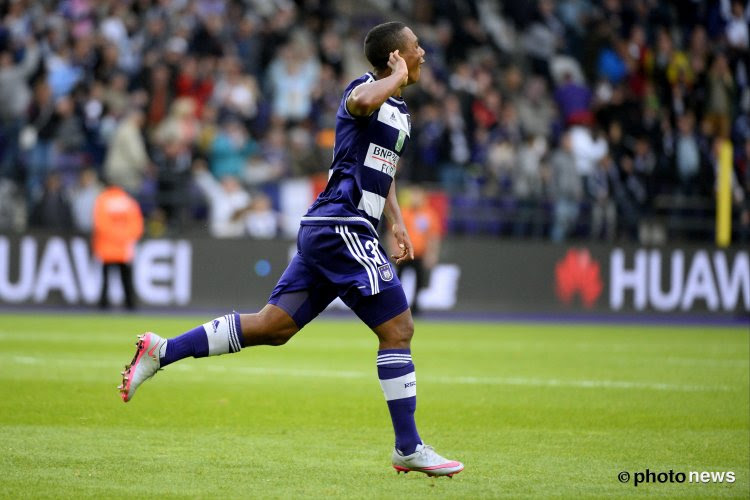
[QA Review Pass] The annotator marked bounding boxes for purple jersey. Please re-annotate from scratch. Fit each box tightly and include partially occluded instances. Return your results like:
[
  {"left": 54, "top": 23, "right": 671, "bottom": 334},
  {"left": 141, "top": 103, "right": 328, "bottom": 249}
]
[{"left": 302, "top": 73, "right": 411, "bottom": 233}]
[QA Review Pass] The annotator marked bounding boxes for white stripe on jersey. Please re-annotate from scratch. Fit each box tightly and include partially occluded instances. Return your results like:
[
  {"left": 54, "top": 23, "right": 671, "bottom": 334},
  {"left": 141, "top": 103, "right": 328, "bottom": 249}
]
[
  {"left": 357, "top": 190, "right": 386, "bottom": 220},
  {"left": 363, "top": 143, "right": 398, "bottom": 179},
  {"left": 377, "top": 101, "right": 410, "bottom": 136},
  {"left": 335, "top": 225, "right": 377, "bottom": 294}
]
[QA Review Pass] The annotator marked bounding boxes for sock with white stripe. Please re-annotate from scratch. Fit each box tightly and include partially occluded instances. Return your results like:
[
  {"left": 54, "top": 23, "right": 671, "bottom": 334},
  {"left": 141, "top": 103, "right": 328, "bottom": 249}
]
[
  {"left": 377, "top": 349, "right": 422, "bottom": 455},
  {"left": 160, "top": 313, "right": 244, "bottom": 368}
]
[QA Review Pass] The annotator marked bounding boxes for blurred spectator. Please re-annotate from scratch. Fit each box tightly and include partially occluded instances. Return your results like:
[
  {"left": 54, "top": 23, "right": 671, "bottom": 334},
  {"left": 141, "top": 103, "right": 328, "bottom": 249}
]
[
  {"left": 554, "top": 71, "right": 592, "bottom": 125},
  {"left": 93, "top": 182, "right": 144, "bottom": 310},
  {"left": 70, "top": 168, "right": 102, "bottom": 234},
  {"left": 550, "top": 132, "right": 583, "bottom": 242},
  {"left": 513, "top": 135, "right": 549, "bottom": 237},
  {"left": 210, "top": 118, "right": 256, "bottom": 180},
  {"left": 193, "top": 159, "right": 251, "bottom": 238},
  {"left": 569, "top": 119, "right": 609, "bottom": 182},
  {"left": 244, "top": 193, "right": 281, "bottom": 239},
  {"left": 245, "top": 124, "right": 287, "bottom": 186},
  {"left": 176, "top": 56, "right": 215, "bottom": 118},
  {"left": 24, "top": 80, "right": 57, "bottom": 204},
  {"left": 675, "top": 112, "right": 702, "bottom": 195},
  {"left": 704, "top": 53, "right": 735, "bottom": 139},
  {"left": 517, "top": 77, "right": 556, "bottom": 138},
  {"left": 288, "top": 126, "right": 324, "bottom": 177},
  {"left": 0, "top": 179, "right": 26, "bottom": 232},
  {"left": 588, "top": 155, "right": 618, "bottom": 241},
  {"left": 440, "top": 94, "right": 471, "bottom": 191},
  {"left": 153, "top": 137, "right": 192, "bottom": 231},
  {"left": 395, "top": 186, "right": 441, "bottom": 316},
  {"left": 0, "top": 40, "right": 40, "bottom": 180},
  {"left": 614, "top": 155, "right": 648, "bottom": 241},
  {"left": 267, "top": 35, "right": 321, "bottom": 122},
  {"left": 30, "top": 172, "right": 73, "bottom": 230},
  {"left": 104, "top": 109, "right": 150, "bottom": 195},
  {"left": 51, "top": 95, "right": 87, "bottom": 182},
  {"left": 212, "top": 57, "right": 258, "bottom": 122}
]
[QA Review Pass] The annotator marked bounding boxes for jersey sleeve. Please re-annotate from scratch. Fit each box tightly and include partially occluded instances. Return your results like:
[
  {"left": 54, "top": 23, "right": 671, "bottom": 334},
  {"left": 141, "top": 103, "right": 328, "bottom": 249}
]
[{"left": 341, "top": 73, "right": 376, "bottom": 120}]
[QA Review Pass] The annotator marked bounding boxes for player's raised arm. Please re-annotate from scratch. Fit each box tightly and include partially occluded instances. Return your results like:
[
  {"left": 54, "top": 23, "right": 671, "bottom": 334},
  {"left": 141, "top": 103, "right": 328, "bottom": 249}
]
[
  {"left": 346, "top": 50, "right": 408, "bottom": 117},
  {"left": 383, "top": 179, "right": 414, "bottom": 264}
]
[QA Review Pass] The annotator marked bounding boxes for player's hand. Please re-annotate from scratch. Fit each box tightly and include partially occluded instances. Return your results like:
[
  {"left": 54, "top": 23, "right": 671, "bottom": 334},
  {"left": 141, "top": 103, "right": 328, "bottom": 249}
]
[
  {"left": 388, "top": 50, "right": 409, "bottom": 87},
  {"left": 390, "top": 223, "right": 414, "bottom": 264}
]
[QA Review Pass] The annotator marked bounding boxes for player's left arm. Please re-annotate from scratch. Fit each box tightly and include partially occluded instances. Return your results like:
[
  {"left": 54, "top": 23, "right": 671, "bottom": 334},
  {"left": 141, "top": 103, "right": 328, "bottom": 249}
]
[{"left": 383, "top": 180, "right": 414, "bottom": 264}]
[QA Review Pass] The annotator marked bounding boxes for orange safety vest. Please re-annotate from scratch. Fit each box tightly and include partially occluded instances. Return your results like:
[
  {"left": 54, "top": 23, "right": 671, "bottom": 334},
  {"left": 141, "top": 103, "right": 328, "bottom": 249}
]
[
  {"left": 401, "top": 206, "right": 439, "bottom": 258},
  {"left": 92, "top": 187, "right": 144, "bottom": 263}
]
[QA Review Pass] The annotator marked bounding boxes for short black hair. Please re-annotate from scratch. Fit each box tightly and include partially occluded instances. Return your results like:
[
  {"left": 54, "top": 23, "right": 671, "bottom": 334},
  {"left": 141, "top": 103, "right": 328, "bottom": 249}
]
[{"left": 364, "top": 21, "right": 407, "bottom": 71}]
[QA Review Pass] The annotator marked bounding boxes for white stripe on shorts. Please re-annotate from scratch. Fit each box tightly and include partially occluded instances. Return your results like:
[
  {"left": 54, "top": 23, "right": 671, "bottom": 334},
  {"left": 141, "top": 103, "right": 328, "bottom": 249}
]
[
  {"left": 335, "top": 225, "right": 377, "bottom": 294},
  {"left": 345, "top": 228, "right": 384, "bottom": 290}
]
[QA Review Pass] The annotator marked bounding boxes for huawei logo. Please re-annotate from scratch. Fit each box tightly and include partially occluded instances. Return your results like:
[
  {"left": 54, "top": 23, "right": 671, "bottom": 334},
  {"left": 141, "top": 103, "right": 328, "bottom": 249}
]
[{"left": 555, "top": 248, "right": 603, "bottom": 308}]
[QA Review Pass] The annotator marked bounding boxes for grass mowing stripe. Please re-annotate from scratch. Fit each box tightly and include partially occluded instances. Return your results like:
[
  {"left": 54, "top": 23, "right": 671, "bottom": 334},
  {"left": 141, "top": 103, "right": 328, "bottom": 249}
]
[{"left": 1, "top": 353, "right": 742, "bottom": 393}]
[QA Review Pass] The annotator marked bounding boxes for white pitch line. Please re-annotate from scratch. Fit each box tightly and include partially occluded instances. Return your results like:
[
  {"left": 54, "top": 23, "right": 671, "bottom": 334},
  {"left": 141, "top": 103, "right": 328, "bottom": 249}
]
[{"left": 1, "top": 355, "right": 739, "bottom": 393}]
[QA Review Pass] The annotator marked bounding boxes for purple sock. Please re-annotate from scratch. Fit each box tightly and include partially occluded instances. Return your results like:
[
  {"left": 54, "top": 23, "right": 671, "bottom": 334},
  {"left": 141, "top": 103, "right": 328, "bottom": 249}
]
[
  {"left": 160, "top": 313, "right": 243, "bottom": 367},
  {"left": 377, "top": 349, "right": 422, "bottom": 455}
]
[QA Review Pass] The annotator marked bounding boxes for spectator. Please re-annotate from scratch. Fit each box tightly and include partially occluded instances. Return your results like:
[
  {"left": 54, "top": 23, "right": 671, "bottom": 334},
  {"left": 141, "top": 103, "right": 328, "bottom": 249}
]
[
  {"left": 93, "top": 181, "right": 144, "bottom": 310},
  {"left": 0, "top": 179, "right": 26, "bottom": 232},
  {"left": 51, "top": 95, "right": 87, "bottom": 183},
  {"left": 569, "top": 118, "right": 609, "bottom": 182},
  {"left": 70, "top": 168, "right": 102, "bottom": 234},
  {"left": 24, "top": 80, "right": 58, "bottom": 204},
  {"left": 104, "top": 109, "right": 150, "bottom": 195},
  {"left": 267, "top": 35, "right": 320, "bottom": 123},
  {"left": 513, "top": 135, "right": 549, "bottom": 237},
  {"left": 553, "top": 71, "right": 592, "bottom": 125},
  {"left": 0, "top": 41, "right": 40, "bottom": 180},
  {"left": 517, "top": 77, "right": 556, "bottom": 138},
  {"left": 30, "top": 172, "right": 73, "bottom": 230},
  {"left": 550, "top": 132, "right": 583, "bottom": 242},
  {"left": 209, "top": 118, "right": 256, "bottom": 180},
  {"left": 244, "top": 193, "right": 281, "bottom": 239},
  {"left": 192, "top": 159, "right": 251, "bottom": 238},
  {"left": 153, "top": 137, "right": 193, "bottom": 231},
  {"left": 588, "top": 155, "right": 618, "bottom": 241},
  {"left": 675, "top": 112, "right": 702, "bottom": 195}
]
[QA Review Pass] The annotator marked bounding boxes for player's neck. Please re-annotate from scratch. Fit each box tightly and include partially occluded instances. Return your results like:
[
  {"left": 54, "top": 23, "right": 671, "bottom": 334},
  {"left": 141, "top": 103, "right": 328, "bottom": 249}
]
[{"left": 374, "top": 68, "right": 403, "bottom": 98}]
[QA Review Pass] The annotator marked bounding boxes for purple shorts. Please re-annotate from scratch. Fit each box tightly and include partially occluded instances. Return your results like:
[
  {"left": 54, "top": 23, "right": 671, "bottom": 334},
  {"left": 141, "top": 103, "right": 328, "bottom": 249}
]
[{"left": 268, "top": 224, "right": 408, "bottom": 329}]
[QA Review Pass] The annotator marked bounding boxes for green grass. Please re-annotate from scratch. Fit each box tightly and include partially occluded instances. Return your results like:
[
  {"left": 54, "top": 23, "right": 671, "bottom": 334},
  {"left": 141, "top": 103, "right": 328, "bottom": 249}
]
[{"left": 0, "top": 313, "right": 748, "bottom": 499}]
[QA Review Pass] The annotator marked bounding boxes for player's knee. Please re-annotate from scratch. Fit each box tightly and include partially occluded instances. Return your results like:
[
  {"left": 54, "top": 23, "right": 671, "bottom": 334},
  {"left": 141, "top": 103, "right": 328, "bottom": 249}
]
[
  {"left": 262, "top": 310, "right": 299, "bottom": 345},
  {"left": 399, "top": 318, "right": 415, "bottom": 344},
  {"left": 387, "top": 316, "right": 414, "bottom": 347},
  {"left": 266, "top": 327, "right": 296, "bottom": 346}
]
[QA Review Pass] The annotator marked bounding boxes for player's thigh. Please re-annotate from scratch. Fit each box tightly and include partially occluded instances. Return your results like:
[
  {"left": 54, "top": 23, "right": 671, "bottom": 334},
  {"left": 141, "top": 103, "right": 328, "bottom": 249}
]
[
  {"left": 346, "top": 286, "right": 411, "bottom": 343},
  {"left": 268, "top": 253, "right": 338, "bottom": 329}
]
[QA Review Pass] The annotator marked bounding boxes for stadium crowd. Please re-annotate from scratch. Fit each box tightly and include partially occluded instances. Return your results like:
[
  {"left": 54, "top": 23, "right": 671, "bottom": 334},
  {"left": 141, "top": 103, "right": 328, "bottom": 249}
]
[{"left": 0, "top": 0, "right": 749, "bottom": 243}]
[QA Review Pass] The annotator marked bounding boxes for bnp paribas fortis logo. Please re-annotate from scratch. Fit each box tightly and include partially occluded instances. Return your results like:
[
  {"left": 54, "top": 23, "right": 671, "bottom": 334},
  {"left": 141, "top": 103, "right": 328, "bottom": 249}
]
[{"left": 555, "top": 248, "right": 603, "bottom": 308}]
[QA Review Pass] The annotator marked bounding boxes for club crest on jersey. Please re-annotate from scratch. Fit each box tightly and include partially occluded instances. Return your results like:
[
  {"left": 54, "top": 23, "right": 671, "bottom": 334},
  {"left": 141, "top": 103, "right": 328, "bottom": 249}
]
[
  {"left": 395, "top": 130, "right": 406, "bottom": 153},
  {"left": 378, "top": 263, "right": 394, "bottom": 281}
]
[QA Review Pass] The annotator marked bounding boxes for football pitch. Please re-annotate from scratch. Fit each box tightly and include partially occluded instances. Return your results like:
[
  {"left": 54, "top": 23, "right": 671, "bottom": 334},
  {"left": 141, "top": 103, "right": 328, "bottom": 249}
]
[{"left": 0, "top": 313, "right": 748, "bottom": 498}]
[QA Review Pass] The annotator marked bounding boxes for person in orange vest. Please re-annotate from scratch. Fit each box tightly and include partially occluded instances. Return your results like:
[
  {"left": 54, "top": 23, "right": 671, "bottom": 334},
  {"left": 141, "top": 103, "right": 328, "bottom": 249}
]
[
  {"left": 395, "top": 186, "right": 441, "bottom": 316},
  {"left": 93, "top": 180, "right": 144, "bottom": 310}
]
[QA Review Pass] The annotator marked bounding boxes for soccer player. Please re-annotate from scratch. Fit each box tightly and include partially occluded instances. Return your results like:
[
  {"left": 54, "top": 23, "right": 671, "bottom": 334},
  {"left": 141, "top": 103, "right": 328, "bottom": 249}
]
[{"left": 119, "top": 22, "right": 463, "bottom": 478}]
